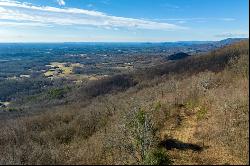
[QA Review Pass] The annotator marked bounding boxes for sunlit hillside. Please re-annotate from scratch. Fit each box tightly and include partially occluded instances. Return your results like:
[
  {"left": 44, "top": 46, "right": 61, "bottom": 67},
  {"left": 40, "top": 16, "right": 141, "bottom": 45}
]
[{"left": 0, "top": 40, "right": 248, "bottom": 165}]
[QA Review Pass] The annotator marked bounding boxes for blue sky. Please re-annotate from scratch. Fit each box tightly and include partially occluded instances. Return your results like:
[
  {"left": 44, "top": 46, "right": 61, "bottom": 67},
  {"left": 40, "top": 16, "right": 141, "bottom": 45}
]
[{"left": 0, "top": 0, "right": 248, "bottom": 42}]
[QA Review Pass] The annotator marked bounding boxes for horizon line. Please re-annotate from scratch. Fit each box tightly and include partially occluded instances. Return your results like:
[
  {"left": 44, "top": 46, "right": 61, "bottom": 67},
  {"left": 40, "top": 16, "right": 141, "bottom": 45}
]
[{"left": 0, "top": 38, "right": 248, "bottom": 44}]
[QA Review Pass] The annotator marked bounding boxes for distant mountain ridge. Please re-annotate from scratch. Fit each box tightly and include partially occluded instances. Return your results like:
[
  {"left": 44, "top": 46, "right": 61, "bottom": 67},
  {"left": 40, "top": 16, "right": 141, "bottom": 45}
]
[
  {"left": 0, "top": 38, "right": 247, "bottom": 56},
  {"left": 0, "top": 38, "right": 247, "bottom": 45},
  {"left": 165, "top": 38, "right": 248, "bottom": 59},
  {"left": 161, "top": 38, "right": 247, "bottom": 46},
  {"left": 214, "top": 38, "right": 247, "bottom": 46}
]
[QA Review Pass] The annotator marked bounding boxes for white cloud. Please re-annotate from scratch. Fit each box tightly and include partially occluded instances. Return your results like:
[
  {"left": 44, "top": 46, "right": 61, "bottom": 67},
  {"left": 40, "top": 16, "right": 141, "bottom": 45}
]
[
  {"left": 0, "top": 0, "right": 185, "bottom": 30},
  {"left": 214, "top": 32, "right": 249, "bottom": 38},
  {"left": 177, "top": 20, "right": 186, "bottom": 24},
  {"left": 150, "top": 17, "right": 236, "bottom": 23},
  {"left": 57, "top": 0, "right": 65, "bottom": 6},
  {"left": 0, "top": 21, "right": 51, "bottom": 27},
  {"left": 219, "top": 18, "right": 236, "bottom": 21}
]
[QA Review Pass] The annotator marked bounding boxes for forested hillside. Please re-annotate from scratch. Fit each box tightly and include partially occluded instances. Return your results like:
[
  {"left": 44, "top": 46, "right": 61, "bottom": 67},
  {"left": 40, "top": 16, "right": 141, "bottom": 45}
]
[{"left": 0, "top": 40, "right": 248, "bottom": 165}]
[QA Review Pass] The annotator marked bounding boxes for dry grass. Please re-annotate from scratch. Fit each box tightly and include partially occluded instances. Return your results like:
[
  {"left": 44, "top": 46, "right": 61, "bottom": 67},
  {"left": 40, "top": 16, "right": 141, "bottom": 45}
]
[{"left": 0, "top": 40, "right": 248, "bottom": 165}]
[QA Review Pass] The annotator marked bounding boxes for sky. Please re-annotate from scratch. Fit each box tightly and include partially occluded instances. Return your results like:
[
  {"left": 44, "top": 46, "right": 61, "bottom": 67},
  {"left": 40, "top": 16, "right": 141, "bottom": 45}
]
[{"left": 0, "top": 0, "right": 249, "bottom": 42}]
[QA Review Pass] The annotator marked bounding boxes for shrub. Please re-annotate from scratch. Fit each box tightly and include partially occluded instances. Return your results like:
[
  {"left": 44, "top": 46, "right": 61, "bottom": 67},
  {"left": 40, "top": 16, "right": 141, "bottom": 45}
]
[
  {"left": 47, "top": 87, "right": 70, "bottom": 99},
  {"left": 48, "top": 88, "right": 65, "bottom": 99},
  {"left": 144, "top": 148, "right": 172, "bottom": 165},
  {"left": 196, "top": 105, "right": 208, "bottom": 120},
  {"left": 154, "top": 101, "right": 162, "bottom": 112}
]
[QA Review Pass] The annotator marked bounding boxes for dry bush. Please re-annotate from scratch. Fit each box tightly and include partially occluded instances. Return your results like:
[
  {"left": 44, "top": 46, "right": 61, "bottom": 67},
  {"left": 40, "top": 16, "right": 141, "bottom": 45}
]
[{"left": 0, "top": 40, "right": 248, "bottom": 165}]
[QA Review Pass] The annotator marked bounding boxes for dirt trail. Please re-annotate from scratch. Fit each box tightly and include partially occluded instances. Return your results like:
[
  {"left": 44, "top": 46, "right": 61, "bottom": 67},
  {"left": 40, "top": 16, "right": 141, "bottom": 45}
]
[
  {"left": 171, "top": 108, "right": 197, "bottom": 143},
  {"left": 159, "top": 106, "right": 245, "bottom": 165}
]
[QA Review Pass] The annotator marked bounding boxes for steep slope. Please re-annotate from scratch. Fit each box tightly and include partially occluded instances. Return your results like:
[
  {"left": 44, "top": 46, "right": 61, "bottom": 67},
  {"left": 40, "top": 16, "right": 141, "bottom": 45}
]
[{"left": 0, "top": 40, "right": 248, "bottom": 165}]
